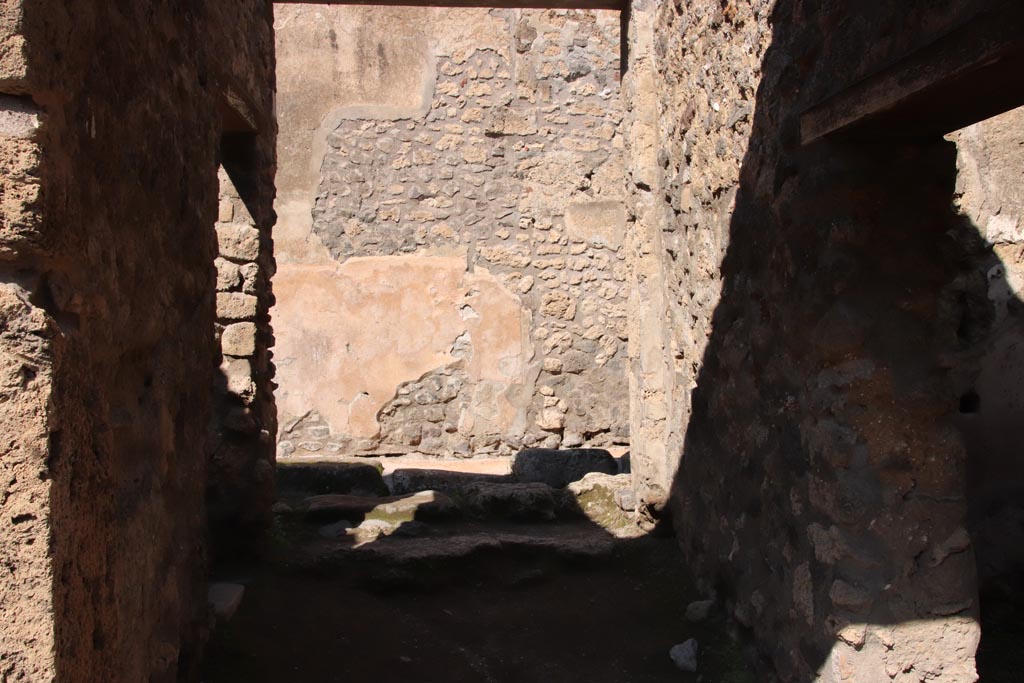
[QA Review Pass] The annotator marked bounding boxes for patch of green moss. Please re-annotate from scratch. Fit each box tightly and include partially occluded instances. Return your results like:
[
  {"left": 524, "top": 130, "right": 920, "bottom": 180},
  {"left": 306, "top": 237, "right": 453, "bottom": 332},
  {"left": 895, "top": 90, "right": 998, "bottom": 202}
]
[{"left": 576, "top": 486, "right": 633, "bottom": 532}]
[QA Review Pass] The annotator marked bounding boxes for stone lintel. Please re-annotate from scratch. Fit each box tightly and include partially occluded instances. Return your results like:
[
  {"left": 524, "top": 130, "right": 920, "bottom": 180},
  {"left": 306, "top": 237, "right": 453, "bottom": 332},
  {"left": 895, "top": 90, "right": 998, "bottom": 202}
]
[{"left": 800, "top": 3, "right": 1024, "bottom": 144}]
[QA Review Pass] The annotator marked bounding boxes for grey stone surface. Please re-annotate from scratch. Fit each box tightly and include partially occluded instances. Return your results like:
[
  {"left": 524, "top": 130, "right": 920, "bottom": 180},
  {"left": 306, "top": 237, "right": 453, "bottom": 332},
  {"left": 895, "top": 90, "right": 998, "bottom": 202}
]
[
  {"left": 669, "top": 639, "right": 698, "bottom": 673},
  {"left": 685, "top": 600, "right": 714, "bottom": 623},
  {"left": 512, "top": 448, "right": 617, "bottom": 488},
  {"left": 458, "top": 481, "right": 571, "bottom": 521},
  {"left": 303, "top": 491, "right": 457, "bottom": 524},
  {"left": 277, "top": 460, "right": 388, "bottom": 497}
]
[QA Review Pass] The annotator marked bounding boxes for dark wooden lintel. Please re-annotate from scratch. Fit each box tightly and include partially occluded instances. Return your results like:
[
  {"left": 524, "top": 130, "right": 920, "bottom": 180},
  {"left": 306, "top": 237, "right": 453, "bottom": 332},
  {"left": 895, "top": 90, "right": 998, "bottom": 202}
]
[{"left": 801, "top": 3, "right": 1024, "bottom": 143}]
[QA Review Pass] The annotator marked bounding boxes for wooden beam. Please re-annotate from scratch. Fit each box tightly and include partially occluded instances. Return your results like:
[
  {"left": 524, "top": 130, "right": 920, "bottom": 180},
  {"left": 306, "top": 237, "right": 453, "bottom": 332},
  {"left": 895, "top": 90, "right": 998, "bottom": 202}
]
[
  {"left": 274, "top": 0, "right": 625, "bottom": 11},
  {"left": 800, "top": 2, "right": 1024, "bottom": 143}
]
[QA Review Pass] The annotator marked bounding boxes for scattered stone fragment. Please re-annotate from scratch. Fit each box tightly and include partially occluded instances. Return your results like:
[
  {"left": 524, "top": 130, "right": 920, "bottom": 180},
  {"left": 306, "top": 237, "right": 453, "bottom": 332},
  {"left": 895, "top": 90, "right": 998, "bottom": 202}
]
[
  {"left": 669, "top": 639, "right": 699, "bottom": 673},
  {"left": 613, "top": 487, "right": 636, "bottom": 512}
]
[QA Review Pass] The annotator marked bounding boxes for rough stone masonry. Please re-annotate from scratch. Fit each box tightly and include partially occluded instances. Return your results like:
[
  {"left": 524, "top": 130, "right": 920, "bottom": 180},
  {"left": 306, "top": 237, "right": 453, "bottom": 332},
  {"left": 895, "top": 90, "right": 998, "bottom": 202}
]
[
  {"left": 272, "top": 6, "right": 631, "bottom": 459},
  {"left": 0, "top": 0, "right": 1021, "bottom": 681},
  {"left": 0, "top": 1, "right": 277, "bottom": 681},
  {"left": 628, "top": 0, "right": 1024, "bottom": 680}
]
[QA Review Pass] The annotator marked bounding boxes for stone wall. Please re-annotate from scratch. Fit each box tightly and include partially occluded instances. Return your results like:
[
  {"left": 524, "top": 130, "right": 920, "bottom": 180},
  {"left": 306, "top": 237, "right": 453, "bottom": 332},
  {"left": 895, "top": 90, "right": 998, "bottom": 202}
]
[
  {"left": 951, "top": 105, "right": 1024, "bottom": 592},
  {"left": 209, "top": 147, "right": 278, "bottom": 558},
  {"left": 273, "top": 6, "right": 628, "bottom": 459},
  {"left": 0, "top": 1, "right": 276, "bottom": 680},
  {"left": 625, "top": 0, "right": 1008, "bottom": 679}
]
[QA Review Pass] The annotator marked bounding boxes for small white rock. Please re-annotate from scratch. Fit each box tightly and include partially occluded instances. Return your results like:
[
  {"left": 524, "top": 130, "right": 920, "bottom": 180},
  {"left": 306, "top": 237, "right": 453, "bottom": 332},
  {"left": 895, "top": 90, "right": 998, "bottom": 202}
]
[{"left": 669, "top": 638, "right": 699, "bottom": 673}]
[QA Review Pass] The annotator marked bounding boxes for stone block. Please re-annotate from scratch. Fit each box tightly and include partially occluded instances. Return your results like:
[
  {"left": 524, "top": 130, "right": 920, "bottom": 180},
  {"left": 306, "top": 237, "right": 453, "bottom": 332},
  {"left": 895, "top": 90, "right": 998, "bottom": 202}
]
[
  {"left": 512, "top": 448, "right": 618, "bottom": 488},
  {"left": 458, "top": 481, "right": 571, "bottom": 521},
  {"left": 218, "top": 198, "right": 234, "bottom": 223},
  {"left": 221, "top": 322, "right": 257, "bottom": 357},
  {"left": 565, "top": 201, "right": 626, "bottom": 249},
  {"left": 276, "top": 460, "right": 388, "bottom": 497},
  {"left": 239, "top": 262, "right": 260, "bottom": 294},
  {"left": 217, "top": 223, "right": 260, "bottom": 262},
  {"left": 540, "top": 290, "right": 576, "bottom": 321},
  {"left": 220, "top": 357, "right": 255, "bottom": 400},
  {"left": 215, "top": 257, "right": 241, "bottom": 291},
  {"left": 216, "top": 292, "right": 258, "bottom": 321}
]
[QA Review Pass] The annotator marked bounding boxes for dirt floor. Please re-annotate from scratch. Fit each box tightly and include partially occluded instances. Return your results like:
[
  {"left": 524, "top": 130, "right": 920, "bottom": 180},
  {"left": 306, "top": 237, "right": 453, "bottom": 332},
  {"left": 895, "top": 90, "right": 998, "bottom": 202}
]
[{"left": 202, "top": 535, "right": 757, "bottom": 683}]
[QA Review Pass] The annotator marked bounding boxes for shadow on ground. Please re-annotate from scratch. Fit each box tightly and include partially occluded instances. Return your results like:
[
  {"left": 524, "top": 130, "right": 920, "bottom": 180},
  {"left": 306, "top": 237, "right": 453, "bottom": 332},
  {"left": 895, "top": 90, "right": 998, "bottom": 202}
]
[{"left": 202, "top": 457, "right": 758, "bottom": 683}]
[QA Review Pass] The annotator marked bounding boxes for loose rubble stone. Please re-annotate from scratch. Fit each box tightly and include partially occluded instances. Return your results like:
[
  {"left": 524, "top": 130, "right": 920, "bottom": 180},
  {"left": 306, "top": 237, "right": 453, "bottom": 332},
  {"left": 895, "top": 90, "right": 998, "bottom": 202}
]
[
  {"left": 686, "top": 599, "right": 714, "bottom": 623},
  {"left": 669, "top": 639, "right": 698, "bottom": 673},
  {"left": 613, "top": 488, "right": 636, "bottom": 512}
]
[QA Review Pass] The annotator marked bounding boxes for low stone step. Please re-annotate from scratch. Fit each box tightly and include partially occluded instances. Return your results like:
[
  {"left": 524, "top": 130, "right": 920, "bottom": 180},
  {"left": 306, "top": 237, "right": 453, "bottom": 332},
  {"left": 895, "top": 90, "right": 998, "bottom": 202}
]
[
  {"left": 511, "top": 447, "right": 619, "bottom": 488},
  {"left": 277, "top": 459, "right": 388, "bottom": 497},
  {"left": 456, "top": 481, "right": 575, "bottom": 521},
  {"left": 301, "top": 490, "right": 458, "bottom": 524},
  {"left": 387, "top": 468, "right": 510, "bottom": 496},
  {"left": 293, "top": 521, "right": 617, "bottom": 577}
]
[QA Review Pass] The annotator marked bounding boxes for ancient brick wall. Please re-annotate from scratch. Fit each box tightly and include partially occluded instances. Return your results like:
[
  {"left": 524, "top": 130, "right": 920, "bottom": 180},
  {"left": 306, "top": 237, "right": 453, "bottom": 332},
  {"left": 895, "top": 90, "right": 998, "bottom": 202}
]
[
  {"left": 0, "top": 1, "right": 276, "bottom": 680},
  {"left": 626, "top": 0, "right": 1005, "bottom": 679},
  {"left": 273, "top": 6, "right": 629, "bottom": 458}
]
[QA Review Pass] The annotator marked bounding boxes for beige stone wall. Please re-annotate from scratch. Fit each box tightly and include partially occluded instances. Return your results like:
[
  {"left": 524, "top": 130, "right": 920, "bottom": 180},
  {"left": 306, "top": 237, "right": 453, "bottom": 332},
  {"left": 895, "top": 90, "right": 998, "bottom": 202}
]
[{"left": 273, "top": 6, "right": 629, "bottom": 458}]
